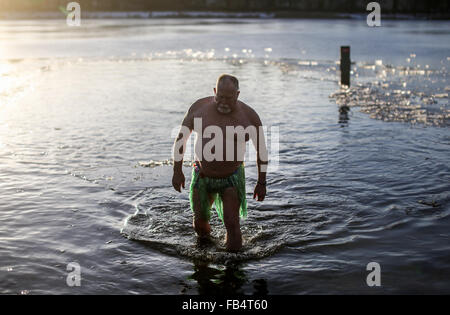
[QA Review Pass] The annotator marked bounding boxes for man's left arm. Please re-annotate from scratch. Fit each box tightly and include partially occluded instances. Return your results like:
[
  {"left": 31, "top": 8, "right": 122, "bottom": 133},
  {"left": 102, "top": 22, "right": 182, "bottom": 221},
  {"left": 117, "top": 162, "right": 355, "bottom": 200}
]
[{"left": 250, "top": 110, "right": 268, "bottom": 201}]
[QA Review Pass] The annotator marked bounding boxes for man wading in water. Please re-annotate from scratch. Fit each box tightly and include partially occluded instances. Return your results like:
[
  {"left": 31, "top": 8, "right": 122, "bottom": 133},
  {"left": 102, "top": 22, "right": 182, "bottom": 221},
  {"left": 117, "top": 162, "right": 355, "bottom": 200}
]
[{"left": 172, "top": 74, "right": 268, "bottom": 252}]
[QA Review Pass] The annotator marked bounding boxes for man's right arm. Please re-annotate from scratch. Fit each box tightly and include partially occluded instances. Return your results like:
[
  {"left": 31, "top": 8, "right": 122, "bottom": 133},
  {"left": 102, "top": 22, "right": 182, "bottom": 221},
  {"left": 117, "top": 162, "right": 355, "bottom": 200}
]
[{"left": 172, "top": 102, "right": 197, "bottom": 192}]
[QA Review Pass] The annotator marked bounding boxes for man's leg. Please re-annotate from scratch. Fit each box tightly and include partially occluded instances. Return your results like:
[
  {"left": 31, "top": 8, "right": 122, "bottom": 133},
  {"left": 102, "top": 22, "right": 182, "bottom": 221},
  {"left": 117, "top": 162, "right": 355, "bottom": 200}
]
[
  {"left": 192, "top": 188, "right": 215, "bottom": 237},
  {"left": 221, "top": 187, "right": 242, "bottom": 252}
]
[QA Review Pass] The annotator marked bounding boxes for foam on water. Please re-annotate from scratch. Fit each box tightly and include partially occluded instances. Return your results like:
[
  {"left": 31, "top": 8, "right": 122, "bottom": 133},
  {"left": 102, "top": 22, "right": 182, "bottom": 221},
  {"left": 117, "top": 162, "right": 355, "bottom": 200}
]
[{"left": 330, "top": 61, "right": 449, "bottom": 127}]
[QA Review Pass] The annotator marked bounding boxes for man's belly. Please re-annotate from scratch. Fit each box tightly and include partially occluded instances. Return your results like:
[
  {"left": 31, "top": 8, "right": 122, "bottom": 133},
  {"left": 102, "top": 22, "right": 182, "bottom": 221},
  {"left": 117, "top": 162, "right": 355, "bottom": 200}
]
[{"left": 193, "top": 132, "right": 247, "bottom": 177}]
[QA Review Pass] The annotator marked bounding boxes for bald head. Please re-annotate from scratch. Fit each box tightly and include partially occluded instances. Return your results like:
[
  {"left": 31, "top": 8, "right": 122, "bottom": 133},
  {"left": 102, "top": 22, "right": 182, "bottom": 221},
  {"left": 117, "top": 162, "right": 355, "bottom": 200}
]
[{"left": 216, "top": 74, "right": 239, "bottom": 91}]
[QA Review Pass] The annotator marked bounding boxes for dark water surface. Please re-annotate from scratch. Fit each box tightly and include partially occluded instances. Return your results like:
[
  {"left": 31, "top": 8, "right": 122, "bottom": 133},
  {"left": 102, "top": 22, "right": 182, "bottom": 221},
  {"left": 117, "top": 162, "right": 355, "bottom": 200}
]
[{"left": 0, "top": 19, "right": 449, "bottom": 294}]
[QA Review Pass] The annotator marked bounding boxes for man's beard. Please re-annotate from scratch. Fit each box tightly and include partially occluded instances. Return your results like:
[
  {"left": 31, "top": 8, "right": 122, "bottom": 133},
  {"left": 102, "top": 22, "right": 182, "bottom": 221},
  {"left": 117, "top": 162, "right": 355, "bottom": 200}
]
[{"left": 217, "top": 103, "right": 232, "bottom": 114}]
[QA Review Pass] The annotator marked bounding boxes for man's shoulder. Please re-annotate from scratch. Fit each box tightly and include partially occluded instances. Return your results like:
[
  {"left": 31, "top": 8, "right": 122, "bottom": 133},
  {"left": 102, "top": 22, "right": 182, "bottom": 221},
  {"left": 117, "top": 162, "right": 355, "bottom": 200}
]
[
  {"left": 190, "top": 96, "right": 213, "bottom": 112},
  {"left": 182, "top": 97, "right": 212, "bottom": 128},
  {"left": 239, "top": 101, "right": 261, "bottom": 125}
]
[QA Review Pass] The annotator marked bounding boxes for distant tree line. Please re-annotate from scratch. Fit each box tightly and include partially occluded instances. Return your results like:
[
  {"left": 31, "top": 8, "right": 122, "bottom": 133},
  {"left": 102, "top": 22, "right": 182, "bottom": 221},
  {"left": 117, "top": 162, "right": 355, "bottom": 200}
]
[{"left": 0, "top": 0, "right": 448, "bottom": 15}]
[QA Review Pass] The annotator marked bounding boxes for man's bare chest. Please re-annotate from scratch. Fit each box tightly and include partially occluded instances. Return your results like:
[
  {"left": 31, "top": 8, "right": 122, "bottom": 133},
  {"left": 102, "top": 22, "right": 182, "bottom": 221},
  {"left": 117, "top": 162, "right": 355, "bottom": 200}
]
[{"left": 195, "top": 108, "right": 251, "bottom": 132}]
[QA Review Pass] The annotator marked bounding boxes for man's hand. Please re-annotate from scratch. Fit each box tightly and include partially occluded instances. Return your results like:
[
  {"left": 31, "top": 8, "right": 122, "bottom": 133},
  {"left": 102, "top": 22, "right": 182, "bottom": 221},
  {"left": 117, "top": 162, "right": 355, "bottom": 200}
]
[
  {"left": 253, "top": 183, "right": 266, "bottom": 201},
  {"left": 172, "top": 170, "right": 185, "bottom": 192}
]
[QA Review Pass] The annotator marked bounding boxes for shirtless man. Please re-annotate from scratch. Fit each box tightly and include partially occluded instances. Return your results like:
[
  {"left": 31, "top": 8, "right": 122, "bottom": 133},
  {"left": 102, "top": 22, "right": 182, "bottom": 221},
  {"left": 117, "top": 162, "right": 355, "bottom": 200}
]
[{"left": 172, "top": 74, "right": 268, "bottom": 252}]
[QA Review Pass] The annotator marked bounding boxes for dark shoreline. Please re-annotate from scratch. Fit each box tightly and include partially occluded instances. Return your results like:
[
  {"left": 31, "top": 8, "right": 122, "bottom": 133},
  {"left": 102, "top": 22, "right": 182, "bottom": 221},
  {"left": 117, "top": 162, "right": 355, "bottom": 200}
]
[{"left": 0, "top": 10, "right": 449, "bottom": 20}]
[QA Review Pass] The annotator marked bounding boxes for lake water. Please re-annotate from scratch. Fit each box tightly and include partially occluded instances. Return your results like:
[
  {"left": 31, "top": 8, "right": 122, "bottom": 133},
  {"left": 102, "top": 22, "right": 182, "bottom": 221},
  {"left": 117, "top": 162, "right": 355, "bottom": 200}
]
[{"left": 0, "top": 18, "right": 449, "bottom": 294}]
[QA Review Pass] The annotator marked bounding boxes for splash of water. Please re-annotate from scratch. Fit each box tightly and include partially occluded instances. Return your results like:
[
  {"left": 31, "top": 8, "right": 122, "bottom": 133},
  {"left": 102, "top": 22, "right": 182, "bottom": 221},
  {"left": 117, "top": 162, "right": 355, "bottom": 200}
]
[{"left": 120, "top": 204, "right": 285, "bottom": 263}]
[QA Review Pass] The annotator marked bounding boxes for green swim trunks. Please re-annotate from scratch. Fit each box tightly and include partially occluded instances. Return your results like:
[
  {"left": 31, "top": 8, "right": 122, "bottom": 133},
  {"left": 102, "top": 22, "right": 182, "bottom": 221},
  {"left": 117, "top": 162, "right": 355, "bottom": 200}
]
[{"left": 189, "top": 162, "right": 247, "bottom": 223}]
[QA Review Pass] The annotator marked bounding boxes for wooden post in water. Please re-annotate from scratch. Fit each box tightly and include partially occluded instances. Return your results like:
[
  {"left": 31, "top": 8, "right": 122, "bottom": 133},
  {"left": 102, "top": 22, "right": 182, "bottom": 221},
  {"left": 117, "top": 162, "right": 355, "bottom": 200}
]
[{"left": 340, "top": 46, "right": 351, "bottom": 87}]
